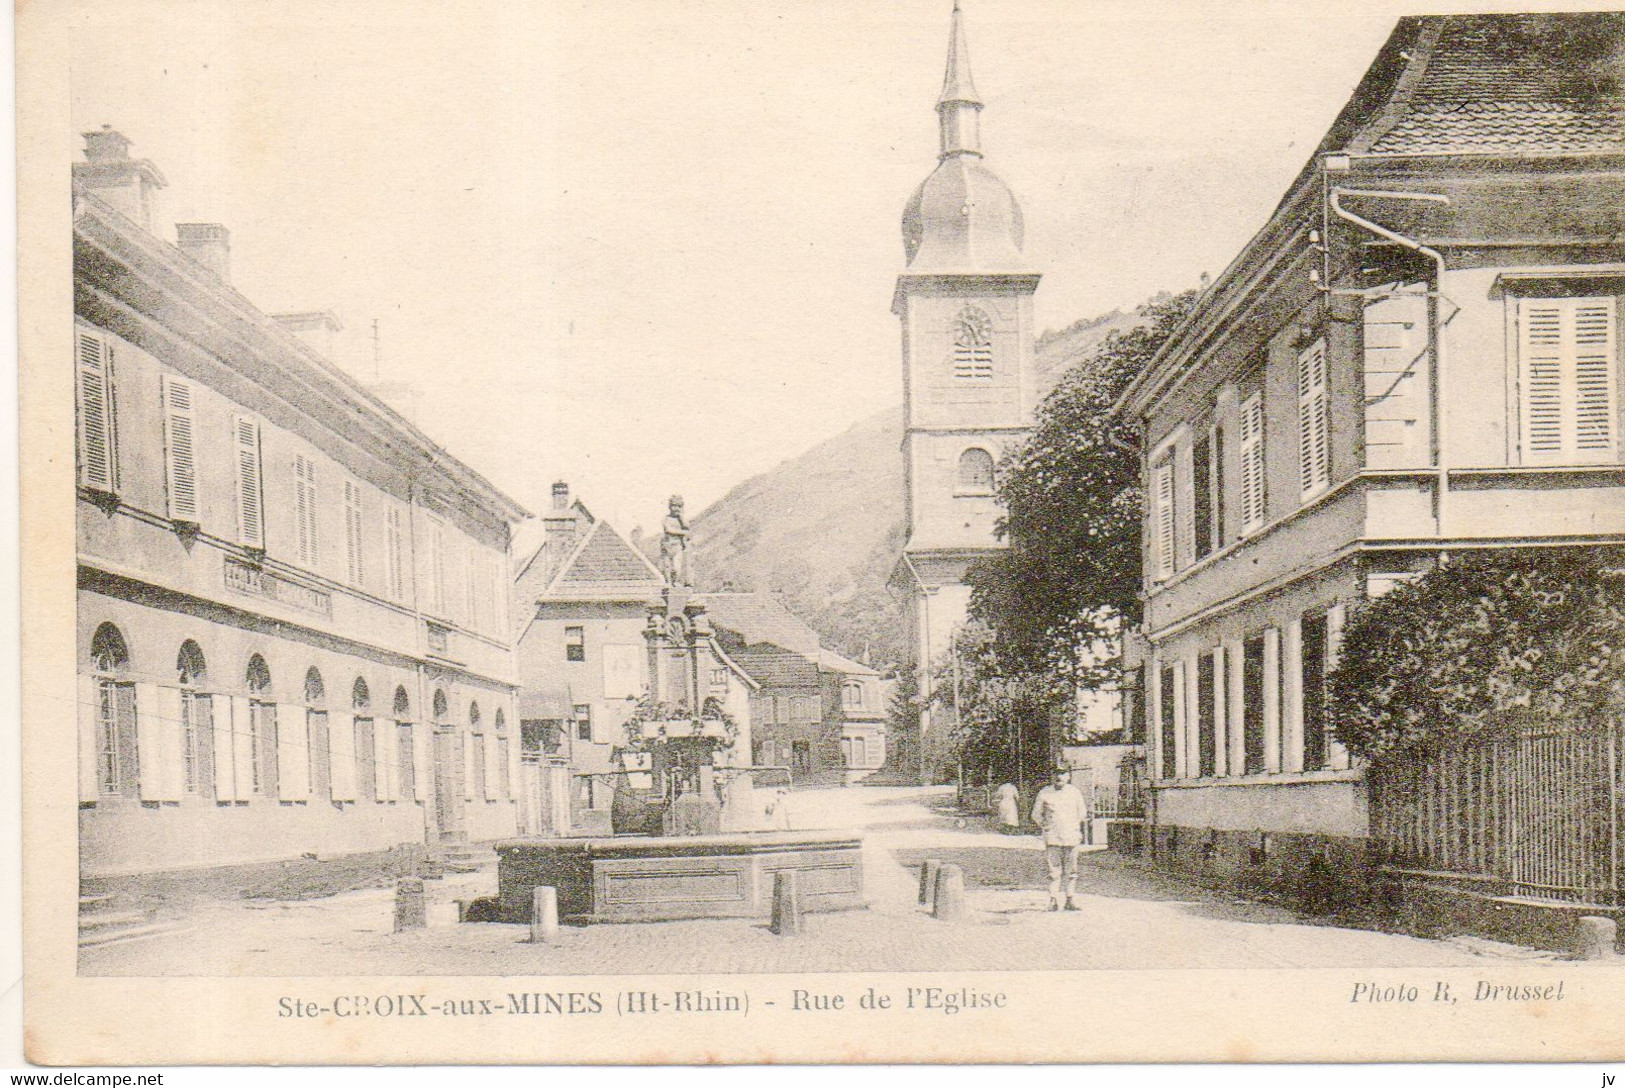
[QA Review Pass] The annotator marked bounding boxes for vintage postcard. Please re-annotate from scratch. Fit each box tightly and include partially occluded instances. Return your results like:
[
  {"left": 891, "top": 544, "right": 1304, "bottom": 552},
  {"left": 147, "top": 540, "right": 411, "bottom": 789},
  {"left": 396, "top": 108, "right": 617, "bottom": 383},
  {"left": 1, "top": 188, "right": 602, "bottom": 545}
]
[{"left": 18, "top": 0, "right": 1625, "bottom": 1065}]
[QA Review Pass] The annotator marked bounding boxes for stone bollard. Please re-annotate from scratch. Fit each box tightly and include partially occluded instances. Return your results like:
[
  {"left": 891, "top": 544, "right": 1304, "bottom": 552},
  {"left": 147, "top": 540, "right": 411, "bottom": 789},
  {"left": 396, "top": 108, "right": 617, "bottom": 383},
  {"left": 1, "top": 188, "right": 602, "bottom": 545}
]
[
  {"left": 393, "top": 877, "right": 427, "bottom": 932},
  {"left": 529, "top": 886, "right": 560, "bottom": 944},
  {"left": 932, "top": 863, "right": 968, "bottom": 922},
  {"left": 770, "top": 870, "right": 804, "bottom": 936},
  {"left": 918, "top": 859, "right": 942, "bottom": 906},
  {"left": 1574, "top": 915, "right": 1617, "bottom": 960}
]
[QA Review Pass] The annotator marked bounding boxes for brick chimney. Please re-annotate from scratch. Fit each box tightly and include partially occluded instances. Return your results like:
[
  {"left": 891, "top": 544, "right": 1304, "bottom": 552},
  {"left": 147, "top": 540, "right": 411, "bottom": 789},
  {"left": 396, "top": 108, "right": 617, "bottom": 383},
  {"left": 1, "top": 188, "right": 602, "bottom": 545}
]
[
  {"left": 72, "top": 125, "right": 166, "bottom": 232},
  {"left": 176, "top": 223, "right": 231, "bottom": 283},
  {"left": 544, "top": 481, "right": 580, "bottom": 570}
]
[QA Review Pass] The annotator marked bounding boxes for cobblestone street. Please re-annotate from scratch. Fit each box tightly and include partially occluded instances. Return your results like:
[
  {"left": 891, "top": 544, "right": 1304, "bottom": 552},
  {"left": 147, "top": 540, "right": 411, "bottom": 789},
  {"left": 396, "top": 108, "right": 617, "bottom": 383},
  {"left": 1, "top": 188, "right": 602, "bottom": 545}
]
[{"left": 81, "top": 785, "right": 1546, "bottom": 976}]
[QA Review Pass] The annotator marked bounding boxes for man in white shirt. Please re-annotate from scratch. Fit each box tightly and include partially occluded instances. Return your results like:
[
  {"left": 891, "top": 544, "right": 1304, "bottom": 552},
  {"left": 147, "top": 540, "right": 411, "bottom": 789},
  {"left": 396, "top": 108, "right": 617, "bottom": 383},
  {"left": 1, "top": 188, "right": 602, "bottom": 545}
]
[{"left": 1031, "top": 764, "right": 1089, "bottom": 911}]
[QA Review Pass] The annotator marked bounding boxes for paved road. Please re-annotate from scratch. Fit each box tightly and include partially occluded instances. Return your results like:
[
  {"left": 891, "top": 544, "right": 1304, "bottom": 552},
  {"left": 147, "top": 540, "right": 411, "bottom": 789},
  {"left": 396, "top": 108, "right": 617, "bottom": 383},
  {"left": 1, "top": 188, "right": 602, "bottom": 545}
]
[{"left": 82, "top": 784, "right": 1545, "bottom": 975}]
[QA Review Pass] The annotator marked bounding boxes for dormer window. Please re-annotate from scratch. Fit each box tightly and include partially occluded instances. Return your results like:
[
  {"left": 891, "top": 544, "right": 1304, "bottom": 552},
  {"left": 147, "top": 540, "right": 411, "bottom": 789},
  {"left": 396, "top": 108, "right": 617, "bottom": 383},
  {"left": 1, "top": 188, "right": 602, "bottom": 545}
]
[{"left": 952, "top": 306, "right": 994, "bottom": 381}]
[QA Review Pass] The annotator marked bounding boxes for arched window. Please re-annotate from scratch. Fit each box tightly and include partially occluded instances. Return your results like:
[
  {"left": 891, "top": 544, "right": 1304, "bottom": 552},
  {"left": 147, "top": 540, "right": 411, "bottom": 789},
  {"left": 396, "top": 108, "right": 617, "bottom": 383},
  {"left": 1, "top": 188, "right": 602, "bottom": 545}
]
[
  {"left": 304, "top": 668, "right": 326, "bottom": 705},
  {"left": 352, "top": 677, "right": 375, "bottom": 804},
  {"left": 957, "top": 447, "right": 995, "bottom": 495},
  {"left": 176, "top": 640, "right": 213, "bottom": 796},
  {"left": 469, "top": 701, "right": 488, "bottom": 801},
  {"left": 91, "top": 622, "right": 130, "bottom": 674},
  {"left": 245, "top": 655, "right": 275, "bottom": 796},
  {"left": 246, "top": 654, "right": 271, "bottom": 695},
  {"left": 842, "top": 680, "right": 864, "bottom": 709},
  {"left": 492, "top": 709, "right": 511, "bottom": 801},
  {"left": 89, "top": 624, "right": 136, "bottom": 798},
  {"left": 392, "top": 686, "right": 416, "bottom": 802},
  {"left": 952, "top": 306, "right": 994, "bottom": 381},
  {"left": 432, "top": 688, "right": 449, "bottom": 725}
]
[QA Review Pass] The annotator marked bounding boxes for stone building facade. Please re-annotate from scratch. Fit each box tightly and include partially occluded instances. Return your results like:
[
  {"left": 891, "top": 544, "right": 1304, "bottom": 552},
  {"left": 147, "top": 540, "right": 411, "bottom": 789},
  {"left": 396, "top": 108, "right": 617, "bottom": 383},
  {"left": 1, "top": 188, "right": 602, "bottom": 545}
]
[{"left": 73, "top": 127, "right": 530, "bottom": 885}]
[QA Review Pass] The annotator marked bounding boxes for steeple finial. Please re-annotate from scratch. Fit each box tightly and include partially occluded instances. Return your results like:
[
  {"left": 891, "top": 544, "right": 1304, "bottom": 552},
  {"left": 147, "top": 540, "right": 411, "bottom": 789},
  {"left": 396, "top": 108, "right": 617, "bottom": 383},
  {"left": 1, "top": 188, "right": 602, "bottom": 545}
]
[{"left": 936, "top": 1, "right": 982, "bottom": 158}]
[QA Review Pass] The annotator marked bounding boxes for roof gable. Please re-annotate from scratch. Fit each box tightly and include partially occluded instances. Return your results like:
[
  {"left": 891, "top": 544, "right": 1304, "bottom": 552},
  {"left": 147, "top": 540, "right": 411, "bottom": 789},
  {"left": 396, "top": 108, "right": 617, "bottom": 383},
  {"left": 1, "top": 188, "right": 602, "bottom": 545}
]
[{"left": 545, "top": 520, "right": 666, "bottom": 595}]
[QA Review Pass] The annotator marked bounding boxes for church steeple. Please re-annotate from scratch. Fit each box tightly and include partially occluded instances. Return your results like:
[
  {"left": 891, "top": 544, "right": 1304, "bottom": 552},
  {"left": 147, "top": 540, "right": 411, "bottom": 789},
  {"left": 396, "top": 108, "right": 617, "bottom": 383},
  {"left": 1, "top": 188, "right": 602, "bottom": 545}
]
[{"left": 936, "top": 0, "right": 983, "bottom": 159}]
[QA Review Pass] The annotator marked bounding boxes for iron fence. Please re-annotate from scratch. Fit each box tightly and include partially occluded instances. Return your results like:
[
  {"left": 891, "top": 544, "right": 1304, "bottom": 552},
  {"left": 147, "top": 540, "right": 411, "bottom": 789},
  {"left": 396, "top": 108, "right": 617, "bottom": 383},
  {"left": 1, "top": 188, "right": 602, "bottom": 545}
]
[{"left": 1370, "top": 717, "right": 1621, "bottom": 905}]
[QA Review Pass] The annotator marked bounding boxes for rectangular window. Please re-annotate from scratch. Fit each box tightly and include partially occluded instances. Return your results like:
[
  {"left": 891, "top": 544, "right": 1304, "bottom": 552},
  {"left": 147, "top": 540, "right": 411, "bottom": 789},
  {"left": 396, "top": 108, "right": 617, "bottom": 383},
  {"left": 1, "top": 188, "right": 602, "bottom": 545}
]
[
  {"left": 385, "top": 506, "right": 406, "bottom": 601},
  {"left": 1239, "top": 393, "right": 1266, "bottom": 533},
  {"left": 1196, "top": 651, "right": 1217, "bottom": 778},
  {"left": 1519, "top": 297, "right": 1618, "bottom": 463},
  {"left": 793, "top": 695, "right": 820, "bottom": 721},
  {"left": 1297, "top": 338, "right": 1331, "bottom": 498},
  {"left": 464, "top": 547, "right": 478, "bottom": 629},
  {"left": 1158, "top": 665, "right": 1177, "bottom": 779},
  {"left": 1152, "top": 458, "right": 1175, "bottom": 581},
  {"left": 76, "top": 330, "right": 120, "bottom": 494},
  {"left": 1243, "top": 634, "right": 1266, "bottom": 775},
  {"left": 344, "top": 480, "right": 365, "bottom": 587},
  {"left": 96, "top": 680, "right": 139, "bottom": 797},
  {"left": 573, "top": 704, "right": 592, "bottom": 743},
  {"left": 160, "top": 375, "right": 199, "bottom": 523},
  {"left": 1210, "top": 423, "right": 1226, "bottom": 550},
  {"left": 353, "top": 716, "right": 374, "bottom": 803},
  {"left": 180, "top": 690, "right": 213, "bottom": 795},
  {"left": 497, "top": 737, "right": 511, "bottom": 799},
  {"left": 396, "top": 721, "right": 416, "bottom": 800},
  {"left": 426, "top": 515, "right": 446, "bottom": 617},
  {"left": 1192, "top": 428, "right": 1213, "bottom": 562},
  {"left": 565, "top": 626, "right": 586, "bottom": 662},
  {"left": 1301, "top": 612, "right": 1329, "bottom": 770},
  {"left": 294, "top": 454, "right": 319, "bottom": 568},
  {"left": 234, "top": 416, "right": 265, "bottom": 549},
  {"left": 307, "top": 709, "right": 331, "bottom": 802},
  {"left": 471, "top": 733, "right": 487, "bottom": 800}
]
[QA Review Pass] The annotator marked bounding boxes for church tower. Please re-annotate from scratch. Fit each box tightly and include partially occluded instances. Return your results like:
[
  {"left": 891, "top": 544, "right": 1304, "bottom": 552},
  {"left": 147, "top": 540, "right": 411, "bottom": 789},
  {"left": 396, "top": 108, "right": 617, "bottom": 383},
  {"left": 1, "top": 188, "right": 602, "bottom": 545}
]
[{"left": 892, "top": 0, "right": 1040, "bottom": 773}]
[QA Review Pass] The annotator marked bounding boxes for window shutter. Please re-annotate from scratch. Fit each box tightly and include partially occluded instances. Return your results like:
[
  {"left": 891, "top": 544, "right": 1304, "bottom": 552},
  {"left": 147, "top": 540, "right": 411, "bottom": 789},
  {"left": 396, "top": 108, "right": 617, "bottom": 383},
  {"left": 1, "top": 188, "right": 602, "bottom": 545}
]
[
  {"left": 371, "top": 715, "right": 390, "bottom": 801},
  {"left": 484, "top": 730, "right": 501, "bottom": 800},
  {"left": 76, "top": 331, "right": 118, "bottom": 493},
  {"left": 134, "top": 682, "right": 162, "bottom": 802},
  {"left": 295, "top": 455, "right": 319, "bottom": 567},
  {"left": 213, "top": 694, "right": 238, "bottom": 802},
  {"left": 1152, "top": 460, "right": 1175, "bottom": 580},
  {"left": 1239, "top": 393, "right": 1266, "bottom": 533},
  {"left": 78, "top": 674, "right": 99, "bottom": 804},
  {"left": 462, "top": 731, "right": 477, "bottom": 800},
  {"left": 328, "top": 713, "right": 356, "bottom": 801},
  {"left": 1297, "top": 339, "right": 1330, "bottom": 497},
  {"left": 156, "top": 685, "right": 185, "bottom": 801},
  {"left": 160, "top": 375, "right": 200, "bottom": 522},
  {"left": 385, "top": 506, "right": 404, "bottom": 601},
  {"left": 1520, "top": 297, "right": 1618, "bottom": 463},
  {"left": 413, "top": 722, "right": 431, "bottom": 802},
  {"left": 234, "top": 417, "right": 265, "bottom": 548},
  {"left": 345, "top": 481, "right": 365, "bottom": 586},
  {"left": 279, "top": 711, "right": 309, "bottom": 802}
]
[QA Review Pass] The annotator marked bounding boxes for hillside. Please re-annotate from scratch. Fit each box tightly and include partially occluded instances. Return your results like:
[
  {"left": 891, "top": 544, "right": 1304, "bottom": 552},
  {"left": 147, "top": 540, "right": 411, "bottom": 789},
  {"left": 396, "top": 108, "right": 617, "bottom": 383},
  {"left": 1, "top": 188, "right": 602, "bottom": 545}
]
[{"left": 688, "top": 297, "right": 1175, "bottom": 671}]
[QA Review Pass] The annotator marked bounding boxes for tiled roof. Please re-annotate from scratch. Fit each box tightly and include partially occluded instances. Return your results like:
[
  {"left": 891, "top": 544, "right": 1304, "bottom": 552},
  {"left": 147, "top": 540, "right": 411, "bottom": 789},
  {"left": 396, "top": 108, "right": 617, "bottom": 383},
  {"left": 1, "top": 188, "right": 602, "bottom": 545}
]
[
  {"left": 1369, "top": 15, "right": 1625, "bottom": 155},
  {"left": 701, "top": 593, "right": 825, "bottom": 657},
  {"left": 716, "top": 636, "right": 821, "bottom": 689},
  {"left": 817, "top": 649, "right": 879, "bottom": 676},
  {"left": 555, "top": 522, "right": 664, "bottom": 587}
]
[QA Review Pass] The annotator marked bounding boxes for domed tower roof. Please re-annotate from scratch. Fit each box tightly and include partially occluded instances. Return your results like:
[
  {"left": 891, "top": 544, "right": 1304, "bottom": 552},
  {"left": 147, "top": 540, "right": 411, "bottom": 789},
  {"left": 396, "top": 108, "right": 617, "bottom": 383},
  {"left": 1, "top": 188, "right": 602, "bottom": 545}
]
[{"left": 900, "top": 1, "right": 1029, "bottom": 273}]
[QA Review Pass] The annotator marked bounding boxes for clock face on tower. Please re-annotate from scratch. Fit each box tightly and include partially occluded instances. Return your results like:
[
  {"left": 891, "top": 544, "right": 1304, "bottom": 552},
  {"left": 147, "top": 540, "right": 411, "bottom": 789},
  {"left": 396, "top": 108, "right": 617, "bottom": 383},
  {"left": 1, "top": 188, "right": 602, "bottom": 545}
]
[{"left": 954, "top": 307, "right": 992, "bottom": 348}]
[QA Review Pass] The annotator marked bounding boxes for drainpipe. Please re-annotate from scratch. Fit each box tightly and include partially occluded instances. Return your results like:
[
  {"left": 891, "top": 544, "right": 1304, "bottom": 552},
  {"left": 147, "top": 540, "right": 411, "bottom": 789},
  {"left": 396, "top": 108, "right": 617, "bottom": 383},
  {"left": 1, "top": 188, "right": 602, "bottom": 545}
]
[{"left": 1327, "top": 187, "right": 1452, "bottom": 541}]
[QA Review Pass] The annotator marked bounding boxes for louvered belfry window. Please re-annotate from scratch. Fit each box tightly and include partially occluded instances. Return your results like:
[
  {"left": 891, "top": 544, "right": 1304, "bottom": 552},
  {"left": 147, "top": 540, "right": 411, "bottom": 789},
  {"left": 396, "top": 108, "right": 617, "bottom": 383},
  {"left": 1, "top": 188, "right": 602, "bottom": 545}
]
[
  {"left": 234, "top": 416, "right": 265, "bottom": 549},
  {"left": 76, "top": 330, "right": 119, "bottom": 494},
  {"left": 1520, "top": 297, "right": 1618, "bottom": 463},
  {"left": 161, "top": 375, "right": 199, "bottom": 523},
  {"left": 952, "top": 306, "right": 995, "bottom": 381},
  {"left": 1297, "top": 338, "right": 1331, "bottom": 499}
]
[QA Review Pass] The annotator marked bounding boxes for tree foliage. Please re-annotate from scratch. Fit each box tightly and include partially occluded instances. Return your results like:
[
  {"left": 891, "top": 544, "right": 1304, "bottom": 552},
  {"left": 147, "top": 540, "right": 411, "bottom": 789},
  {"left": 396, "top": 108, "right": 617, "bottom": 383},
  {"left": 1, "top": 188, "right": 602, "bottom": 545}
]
[
  {"left": 1329, "top": 547, "right": 1625, "bottom": 761},
  {"left": 929, "top": 622, "right": 1055, "bottom": 786},
  {"left": 967, "top": 290, "right": 1199, "bottom": 689}
]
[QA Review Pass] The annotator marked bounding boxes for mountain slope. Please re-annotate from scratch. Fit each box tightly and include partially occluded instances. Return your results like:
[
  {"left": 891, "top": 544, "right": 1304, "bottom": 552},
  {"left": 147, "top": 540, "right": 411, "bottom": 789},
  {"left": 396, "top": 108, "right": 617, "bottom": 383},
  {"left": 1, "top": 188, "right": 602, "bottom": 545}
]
[{"left": 689, "top": 298, "right": 1174, "bottom": 670}]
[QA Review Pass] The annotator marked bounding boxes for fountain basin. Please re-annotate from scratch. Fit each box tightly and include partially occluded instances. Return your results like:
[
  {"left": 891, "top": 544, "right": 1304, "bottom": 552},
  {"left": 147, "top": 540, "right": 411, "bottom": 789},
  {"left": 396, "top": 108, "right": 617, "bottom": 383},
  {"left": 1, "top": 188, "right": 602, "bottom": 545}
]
[{"left": 495, "top": 830, "right": 864, "bottom": 923}]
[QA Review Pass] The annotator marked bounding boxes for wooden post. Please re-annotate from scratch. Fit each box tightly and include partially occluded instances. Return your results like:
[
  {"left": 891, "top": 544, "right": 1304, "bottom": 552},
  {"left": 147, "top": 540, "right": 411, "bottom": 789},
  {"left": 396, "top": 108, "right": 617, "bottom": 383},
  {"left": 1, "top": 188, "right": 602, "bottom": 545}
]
[
  {"left": 393, "top": 877, "right": 427, "bottom": 932},
  {"left": 529, "top": 886, "right": 559, "bottom": 944},
  {"left": 770, "top": 870, "right": 804, "bottom": 936}
]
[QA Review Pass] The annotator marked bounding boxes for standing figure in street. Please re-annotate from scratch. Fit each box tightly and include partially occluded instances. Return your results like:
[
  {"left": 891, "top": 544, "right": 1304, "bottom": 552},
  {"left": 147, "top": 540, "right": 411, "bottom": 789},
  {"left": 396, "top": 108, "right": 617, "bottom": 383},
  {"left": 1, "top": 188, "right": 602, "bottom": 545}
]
[
  {"left": 994, "top": 781, "right": 1020, "bottom": 834},
  {"left": 1031, "top": 764, "right": 1089, "bottom": 912}
]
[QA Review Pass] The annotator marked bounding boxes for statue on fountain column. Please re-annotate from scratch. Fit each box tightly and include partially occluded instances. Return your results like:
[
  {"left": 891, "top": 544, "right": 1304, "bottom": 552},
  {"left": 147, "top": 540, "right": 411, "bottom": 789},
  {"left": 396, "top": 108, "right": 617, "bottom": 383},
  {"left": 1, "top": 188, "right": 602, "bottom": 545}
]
[{"left": 660, "top": 494, "right": 692, "bottom": 587}]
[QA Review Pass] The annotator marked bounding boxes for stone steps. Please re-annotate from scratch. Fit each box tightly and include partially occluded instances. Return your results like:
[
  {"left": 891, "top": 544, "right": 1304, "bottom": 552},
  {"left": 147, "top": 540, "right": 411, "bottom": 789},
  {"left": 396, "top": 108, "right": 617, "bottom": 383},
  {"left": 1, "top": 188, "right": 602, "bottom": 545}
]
[{"left": 78, "top": 894, "right": 182, "bottom": 950}]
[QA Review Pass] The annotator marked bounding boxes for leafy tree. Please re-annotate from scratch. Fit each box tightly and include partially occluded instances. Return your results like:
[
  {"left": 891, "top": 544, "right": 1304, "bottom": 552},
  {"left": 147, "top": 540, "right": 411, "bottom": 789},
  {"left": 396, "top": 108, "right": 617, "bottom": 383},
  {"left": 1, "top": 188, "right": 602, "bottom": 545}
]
[
  {"left": 968, "top": 290, "right": 1199, "bottom": 690},
  {"left": 1329, "top": 546, "right": 1625, "bottom": 761},
  {"left": 929, "top": 622, "right": 1054, "bottom": 788}
]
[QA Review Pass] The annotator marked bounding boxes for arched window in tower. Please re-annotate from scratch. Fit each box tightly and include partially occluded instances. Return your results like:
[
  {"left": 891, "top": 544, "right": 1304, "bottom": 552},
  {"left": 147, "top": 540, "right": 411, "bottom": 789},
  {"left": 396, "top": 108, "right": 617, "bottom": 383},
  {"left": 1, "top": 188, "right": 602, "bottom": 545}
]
[
  {"left": 956, "top": 447, "right": 996, "bottom": 496},
  {"left": 952, "top": 306, "right": 995, "bottom": 381}
]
